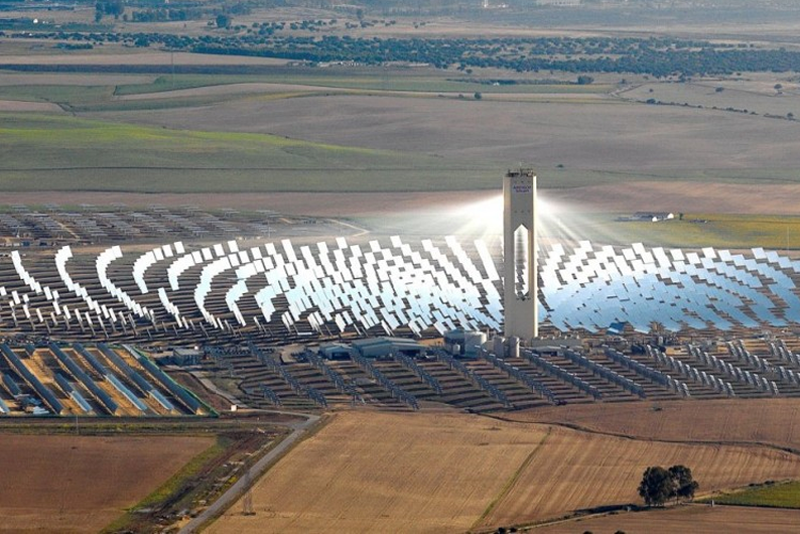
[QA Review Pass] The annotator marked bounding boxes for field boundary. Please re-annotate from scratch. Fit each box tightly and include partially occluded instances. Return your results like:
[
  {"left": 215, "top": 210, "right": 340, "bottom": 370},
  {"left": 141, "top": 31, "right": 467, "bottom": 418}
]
[{"left": 471, "top": 426, "right": 553, "bottom": 531}]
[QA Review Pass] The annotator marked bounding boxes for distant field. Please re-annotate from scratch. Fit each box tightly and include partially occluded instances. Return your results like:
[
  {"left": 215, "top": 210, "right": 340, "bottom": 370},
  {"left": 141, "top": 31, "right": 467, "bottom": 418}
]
[
  {"left": 112, "top": 72, "right": 613, "bottom": 97},
  {"left": 6, "top": 3, "right": 800, "bottom": 42},
  {"left": 0, "top": 433, "right": 213, "bottom": 533},
  {"left": 0, "top": 73, "right": 158, "bottom": 87},
  {"left": 2, "top": 51, "right": 800, "bottom": 205},
  {"left": 89, "top": 91, "right": 800, "bottom": 183},
  {"left": 620, "top": 78, "right": 800, "bottom": 119},
  {"left": 0, "top": 113, "right": 498, "bottom": 192},
  {"left": 208, "top": 410, "right": 800, "bottom": 533}
]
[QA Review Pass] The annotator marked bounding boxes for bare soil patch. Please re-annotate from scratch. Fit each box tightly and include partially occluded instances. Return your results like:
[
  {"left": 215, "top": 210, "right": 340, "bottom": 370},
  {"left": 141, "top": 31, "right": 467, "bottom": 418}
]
[
  {"left": 0, "top": 433, "right": 213, "bottom": 533},
  {"left": 0, "top": 73, "right": 156, "bottom": 87},
  {"left": 0, "top": 99, "right": 62, "bottom": 112}
]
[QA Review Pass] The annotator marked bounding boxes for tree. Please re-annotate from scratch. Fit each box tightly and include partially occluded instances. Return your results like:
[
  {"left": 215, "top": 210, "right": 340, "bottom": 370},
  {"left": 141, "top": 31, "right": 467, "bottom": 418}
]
[
  {"left": 669, "top": 465, "right": 699, "bottom": 503},
  {"left": 474, "top": 92, "right": 482, "bottom": 100},
  {"left": 639, "top": 465, "right": 698, "bottom": 507},
  {"left": 638, "top": 466, "right": 674, "bottom": 506},
  {"left": 216, "top": 14, "right": 231, "bottom": 29}
]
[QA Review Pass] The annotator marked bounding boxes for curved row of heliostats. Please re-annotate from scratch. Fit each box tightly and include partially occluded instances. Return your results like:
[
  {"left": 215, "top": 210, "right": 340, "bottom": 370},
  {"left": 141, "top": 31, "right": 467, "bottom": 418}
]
[
  {"left": 4, "top": 237, "right": 800, "bottom": 336},
  {"left": 6, "top": 236, "right": 503, "bottom": 336},
  {"left": 542, "top": 241, "right": 800, "bottom": 333}
]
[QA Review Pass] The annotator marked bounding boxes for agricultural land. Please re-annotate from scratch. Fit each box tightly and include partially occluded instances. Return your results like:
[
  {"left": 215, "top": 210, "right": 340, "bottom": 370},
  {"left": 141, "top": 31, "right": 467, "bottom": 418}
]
[{"left": 207, "top": 409, "right": 800, "bottom": 533}]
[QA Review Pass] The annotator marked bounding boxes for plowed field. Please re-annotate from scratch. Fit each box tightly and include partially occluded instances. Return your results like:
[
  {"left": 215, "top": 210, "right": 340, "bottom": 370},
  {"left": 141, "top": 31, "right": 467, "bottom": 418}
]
[{"left": 0, "top": 434, "right": 213, "bottom": 533}]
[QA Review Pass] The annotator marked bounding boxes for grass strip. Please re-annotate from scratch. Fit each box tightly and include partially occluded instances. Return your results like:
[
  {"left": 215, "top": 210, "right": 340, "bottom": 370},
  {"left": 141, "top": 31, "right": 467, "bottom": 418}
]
[
  {"left": 101, "top": 435, "right": 230, "bottom": 533},
  {"left": 706, "top": 479, "right": 800, "bottom": 509}
]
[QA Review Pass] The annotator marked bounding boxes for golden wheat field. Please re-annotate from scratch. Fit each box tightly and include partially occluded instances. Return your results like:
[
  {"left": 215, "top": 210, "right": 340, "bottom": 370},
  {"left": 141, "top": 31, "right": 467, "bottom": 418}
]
[
  {"left": 209, "top": 409, "right": 800, "bottom": 533},
  {"left": 209, "top": 410, "right": 548, "bottom": 534},
  {"left": 478, "top": 424, "right": 800, "bottom": 529}
]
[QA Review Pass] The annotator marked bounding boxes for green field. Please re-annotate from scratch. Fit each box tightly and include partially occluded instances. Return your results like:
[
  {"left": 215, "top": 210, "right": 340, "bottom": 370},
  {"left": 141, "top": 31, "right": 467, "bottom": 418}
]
[{"left": 710, "top": 480, "right": 800, "bottom": 509}]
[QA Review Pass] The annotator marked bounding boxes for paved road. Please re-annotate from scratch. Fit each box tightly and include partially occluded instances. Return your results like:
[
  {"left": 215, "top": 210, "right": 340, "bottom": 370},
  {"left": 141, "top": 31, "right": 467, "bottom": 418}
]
[{"left": 179, "top": 410, "right": 322, "bottom": 533}]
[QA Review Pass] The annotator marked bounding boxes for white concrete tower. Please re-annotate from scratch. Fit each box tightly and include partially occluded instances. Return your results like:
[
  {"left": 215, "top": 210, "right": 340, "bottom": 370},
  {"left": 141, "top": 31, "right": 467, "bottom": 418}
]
[{"left": 503, "top": 169, "right": 538, "bottom": 340}]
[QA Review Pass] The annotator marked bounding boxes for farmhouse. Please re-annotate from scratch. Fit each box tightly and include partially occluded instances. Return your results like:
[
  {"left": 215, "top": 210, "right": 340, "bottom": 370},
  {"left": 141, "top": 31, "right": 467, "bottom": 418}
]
[{"left": 632, "top": 211, "right": 675, "bottom": 222}]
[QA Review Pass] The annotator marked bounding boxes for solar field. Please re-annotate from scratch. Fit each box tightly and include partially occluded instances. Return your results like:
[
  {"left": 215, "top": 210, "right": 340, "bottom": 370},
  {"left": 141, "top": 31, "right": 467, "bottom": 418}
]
[
  {"left": 6, "top": 233, "right": 800, "bottom": 343},
  {"left": 0, "top": 342, "right": 211, "bottom": 416},
  {"left": 5, "top": 215, "right": 800, "bottom": 414}
]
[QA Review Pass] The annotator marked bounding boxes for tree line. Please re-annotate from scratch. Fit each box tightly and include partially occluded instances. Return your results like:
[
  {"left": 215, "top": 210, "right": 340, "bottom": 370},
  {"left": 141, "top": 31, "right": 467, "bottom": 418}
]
[{"left": 6, "top": 30, "right": 800, "bottom": 76}]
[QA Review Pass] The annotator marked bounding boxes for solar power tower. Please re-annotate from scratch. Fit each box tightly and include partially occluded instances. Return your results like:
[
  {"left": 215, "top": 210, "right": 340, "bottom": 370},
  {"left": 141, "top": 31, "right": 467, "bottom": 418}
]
[{"left": 503, "top": 169, "right": 538, "bottom": 340}]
